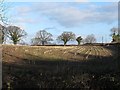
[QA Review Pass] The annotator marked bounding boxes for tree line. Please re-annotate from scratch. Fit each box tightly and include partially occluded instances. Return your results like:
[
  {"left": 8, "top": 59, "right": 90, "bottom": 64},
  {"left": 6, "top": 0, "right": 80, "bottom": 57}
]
[
  {"left": 0, "top": 24, "right": 97, "bottom": 45},
  {"left": 0, "top": 0, "right": 120, "bottom": 46},
  {"left": 0, "top": 24, "right": 120, "bottom": 46}
]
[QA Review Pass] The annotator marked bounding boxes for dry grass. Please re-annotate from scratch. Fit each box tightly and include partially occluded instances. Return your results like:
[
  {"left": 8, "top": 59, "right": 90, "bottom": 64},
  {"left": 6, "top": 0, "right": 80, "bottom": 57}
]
[
  {"left": 2, "top": 44, "right": 113, "bottom": 63},
  {"left": 2, "top": 44, "right": 120, "bottom": 89},
  {"left": 2, "top": 44, "right": 119, "bottom": 74}
]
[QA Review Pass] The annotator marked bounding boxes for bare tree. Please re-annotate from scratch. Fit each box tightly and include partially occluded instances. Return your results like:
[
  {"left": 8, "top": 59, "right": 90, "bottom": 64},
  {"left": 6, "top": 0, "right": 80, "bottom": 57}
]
[
  {"left": 0, "top": 24, "right": 7, "bottom": 44},
  {"left": 6, "top": 26, "right": 27, "bottom": 44},
  {"left": 0, "top": 24, "right": 4, "bottom": 44},
  {"left": 0, "top": 0, "right": 6, "bottom": 44},
  {"left": 84, "top": 34, "right": 96, "bottom": 44},
  {"left": 57, "top": 31, "right": 76, "bottom": 45},
  {"left": 0, "top": 0, "right": 9, "bottom": 44},
  {"left": 0, "top": 0, "right": 8, "bottom": 24},
  {"left": 76, "top": 36, "right": 82, "bottom": 45},
  {"left": 32, "top": 30, "right": 53, "bottom": 45},
  {"left": 31, "top": 38, "right": 41, "bottom": 45},
  {"left": 0, "top": 24, "right": 3, "bottom": 44}
]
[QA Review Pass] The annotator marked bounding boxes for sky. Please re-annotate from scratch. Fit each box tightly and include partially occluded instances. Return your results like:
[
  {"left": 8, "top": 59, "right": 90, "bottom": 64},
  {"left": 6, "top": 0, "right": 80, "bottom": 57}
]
[
  {"left": 7, "top": 0, "right": 119, "bottom": 2},
  {"left": 5, "top": 0, "right": 118, "bottom": 44}
]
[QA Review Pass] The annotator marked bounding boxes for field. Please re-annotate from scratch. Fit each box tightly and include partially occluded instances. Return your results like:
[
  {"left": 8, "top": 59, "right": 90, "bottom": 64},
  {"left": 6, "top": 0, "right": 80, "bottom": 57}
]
[{"left": 2, "top": 44, "right": 120, "bottom": 89}]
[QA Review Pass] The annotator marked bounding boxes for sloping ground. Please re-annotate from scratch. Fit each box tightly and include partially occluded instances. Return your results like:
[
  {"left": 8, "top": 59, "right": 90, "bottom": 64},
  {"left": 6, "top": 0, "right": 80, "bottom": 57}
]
[
  {"left": 2, "top": 44, "right": 119, "bottom": 74},
  {"left": 2, "top": 44, "right": 120, "bottom": 89},
  {"left": 2, "top": 45, "right": 114, "bottom": 64}
]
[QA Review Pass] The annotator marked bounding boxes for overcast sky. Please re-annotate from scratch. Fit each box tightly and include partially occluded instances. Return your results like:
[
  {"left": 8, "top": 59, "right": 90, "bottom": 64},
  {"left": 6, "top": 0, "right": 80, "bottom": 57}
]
[{"left": 6, "top": 0, "right": 118, "bottom": 44}]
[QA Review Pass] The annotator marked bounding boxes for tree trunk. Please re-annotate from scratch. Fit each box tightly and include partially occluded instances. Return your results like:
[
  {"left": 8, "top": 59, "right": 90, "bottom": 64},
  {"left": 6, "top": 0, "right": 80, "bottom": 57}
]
[
  {"left": 42, "top": 41, "right": 45, "bottom": 46},
  {"left": 13, "top": 41, "right": 17, "bottom": 45},
  {"left": 64, "top": 41, "right": 67, "bottom": 46},
  {"left": 78, "top": 41, "right": 80, "bottom": 45}
]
